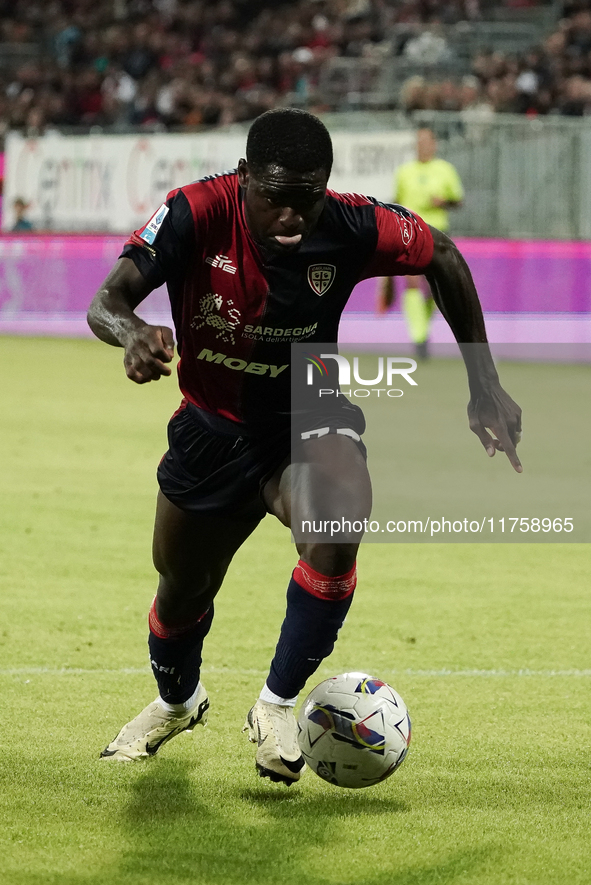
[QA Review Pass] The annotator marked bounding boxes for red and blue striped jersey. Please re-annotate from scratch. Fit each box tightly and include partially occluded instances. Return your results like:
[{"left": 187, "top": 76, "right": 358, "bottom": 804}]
[{"left": 122, "top": 170, "right": 433, "bottom": 426}]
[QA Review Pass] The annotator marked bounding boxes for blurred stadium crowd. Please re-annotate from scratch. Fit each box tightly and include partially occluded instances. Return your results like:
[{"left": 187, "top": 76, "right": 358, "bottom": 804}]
[{"left": 1, "top": 0, "right": 591, "bottom": 136}]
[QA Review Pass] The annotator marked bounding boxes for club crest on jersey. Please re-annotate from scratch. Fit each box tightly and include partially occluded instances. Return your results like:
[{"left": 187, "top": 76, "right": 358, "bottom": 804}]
[{"left": 308, "top": 264, "right": 336, "bottom": 297}]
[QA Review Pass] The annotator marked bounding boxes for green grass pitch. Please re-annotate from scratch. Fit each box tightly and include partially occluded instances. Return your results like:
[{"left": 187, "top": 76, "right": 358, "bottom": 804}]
[{"left": 1, "top": 335, "right": 590, "bottom": 885}]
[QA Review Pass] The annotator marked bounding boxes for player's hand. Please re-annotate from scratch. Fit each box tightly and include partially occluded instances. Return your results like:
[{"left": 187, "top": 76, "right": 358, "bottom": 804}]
[
  {"left": 122, "top": 324, "right": 175, "bottom": 384},
  {"left": 468, "top": 384, "right": 523, "bottom": 473}
]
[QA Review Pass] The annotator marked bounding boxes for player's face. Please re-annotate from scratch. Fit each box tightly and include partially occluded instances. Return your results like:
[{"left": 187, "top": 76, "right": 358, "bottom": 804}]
[{"left": 238, "top": 160, "right": 328, "bottom": 253}]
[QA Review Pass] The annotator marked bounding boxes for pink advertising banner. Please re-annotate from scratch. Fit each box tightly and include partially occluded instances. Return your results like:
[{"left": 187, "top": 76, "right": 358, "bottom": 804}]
[{"left": 0, "top": 234, "right": 589, "bottom": 342}]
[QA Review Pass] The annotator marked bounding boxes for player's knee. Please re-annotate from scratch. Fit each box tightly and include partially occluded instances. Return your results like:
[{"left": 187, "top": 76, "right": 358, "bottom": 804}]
[
  {"left": 155, "top": 567, "right": 224, "bottom": 616},
  {"left": 298, "top": 542, "right": 358, "bottom": 577}
]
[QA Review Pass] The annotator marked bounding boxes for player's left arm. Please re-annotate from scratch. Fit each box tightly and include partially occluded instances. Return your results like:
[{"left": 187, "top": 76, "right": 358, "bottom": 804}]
[{"left": 424, "top": 225, "right": 522, "bottom": 473}]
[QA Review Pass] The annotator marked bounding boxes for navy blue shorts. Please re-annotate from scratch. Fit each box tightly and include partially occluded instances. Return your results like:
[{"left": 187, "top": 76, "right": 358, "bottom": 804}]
[{"left": 157, "top": 400, "right": 366, "bottom": 521}]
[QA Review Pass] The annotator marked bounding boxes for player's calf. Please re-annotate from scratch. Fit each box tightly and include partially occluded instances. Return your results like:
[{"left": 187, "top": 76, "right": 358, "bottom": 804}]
[
  {"left": 266, "top": 559, "right": 356, "bottom": 700},
  {"left": 148, "top": 599, "right": 214, "bottom": 704},
  {"left": 244, "top": 559, "right": 357, "bottom": 783}
]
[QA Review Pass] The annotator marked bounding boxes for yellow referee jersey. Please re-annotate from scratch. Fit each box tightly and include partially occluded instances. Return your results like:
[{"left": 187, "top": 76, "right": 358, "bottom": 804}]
[{"left": 394, "top": 158, "right": 463, "bottom": 231}]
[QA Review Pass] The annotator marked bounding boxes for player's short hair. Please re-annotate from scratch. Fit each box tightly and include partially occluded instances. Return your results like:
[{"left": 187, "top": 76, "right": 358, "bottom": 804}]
[{"left": 246, "top": 108, "right": 333, "bottom": 177}]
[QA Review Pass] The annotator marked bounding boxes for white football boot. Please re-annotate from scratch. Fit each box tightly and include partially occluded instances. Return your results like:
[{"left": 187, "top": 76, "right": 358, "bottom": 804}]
[
  {"left": 100, "top": 684, "right": 209, "bottom": 762},
  {"left": 243, "top": 700, "right": 305, "bottom": 785}
]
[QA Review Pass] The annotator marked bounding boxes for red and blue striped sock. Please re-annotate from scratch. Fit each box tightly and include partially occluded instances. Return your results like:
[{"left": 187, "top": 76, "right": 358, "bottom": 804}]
[
  {"left": 148, "top": 600, "right": 214, "bottom": 705},
  {"left": 265, "top": 560, "right": 356, "bottom": 700}
]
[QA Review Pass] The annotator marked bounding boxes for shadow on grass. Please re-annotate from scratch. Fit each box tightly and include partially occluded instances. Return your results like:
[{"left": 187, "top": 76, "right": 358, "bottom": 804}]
[
  {"left": 110, "top": 760, "right": 498, "bottom": 885},
  {"left": 3, "top": 755, "right": 506, "bottom": 885},
  {"left": 241, "top": 785, "right": 408, "bottom": 815}
]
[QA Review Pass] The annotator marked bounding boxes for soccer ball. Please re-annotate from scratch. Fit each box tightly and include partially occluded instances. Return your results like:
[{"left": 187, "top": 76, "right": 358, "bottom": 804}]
[{"left": 297, "top": 672, "right": 411, "bottom": 789}]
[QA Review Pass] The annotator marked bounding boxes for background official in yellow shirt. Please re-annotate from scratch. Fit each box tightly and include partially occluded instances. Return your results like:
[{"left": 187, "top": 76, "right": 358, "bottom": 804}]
[{"left": 379, "top": 128, "right": 464, "bottom": 358}]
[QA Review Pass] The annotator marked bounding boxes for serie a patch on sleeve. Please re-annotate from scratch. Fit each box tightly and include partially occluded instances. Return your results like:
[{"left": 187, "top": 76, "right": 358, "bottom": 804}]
[{"left": 140, "top": 204, "right": 169, "bottom": 245}]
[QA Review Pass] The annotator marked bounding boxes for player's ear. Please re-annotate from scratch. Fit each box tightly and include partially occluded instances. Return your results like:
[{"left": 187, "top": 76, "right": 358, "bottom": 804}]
[{"left": 237, "top": 159, "right": 249, "bottom": 190}]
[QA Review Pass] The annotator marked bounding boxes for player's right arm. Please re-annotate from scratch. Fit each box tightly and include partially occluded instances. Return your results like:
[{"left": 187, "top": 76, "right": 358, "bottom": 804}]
[
  {"left": 88, "top": 188, "right": 196, "bottom": 383},
  {"left": 87, "top": 257, "right": 175, "bottom": 384}
]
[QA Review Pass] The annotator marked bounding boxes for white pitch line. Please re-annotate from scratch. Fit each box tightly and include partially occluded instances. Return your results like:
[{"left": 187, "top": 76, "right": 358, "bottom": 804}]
[
  {"left": 401, "top": 668, "right": 591, "bottom": 677},
  {"left": 1, "top": 666, "right": 591, "bottom": 678}
]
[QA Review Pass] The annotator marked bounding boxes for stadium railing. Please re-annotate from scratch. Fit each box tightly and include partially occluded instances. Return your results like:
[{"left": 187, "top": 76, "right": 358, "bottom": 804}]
[
  {"left": 2, "top": 112, "right": 590, "bottom": 240},
  {"left": 319, "top": 111, "right": 591, "bottom": 241}
]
